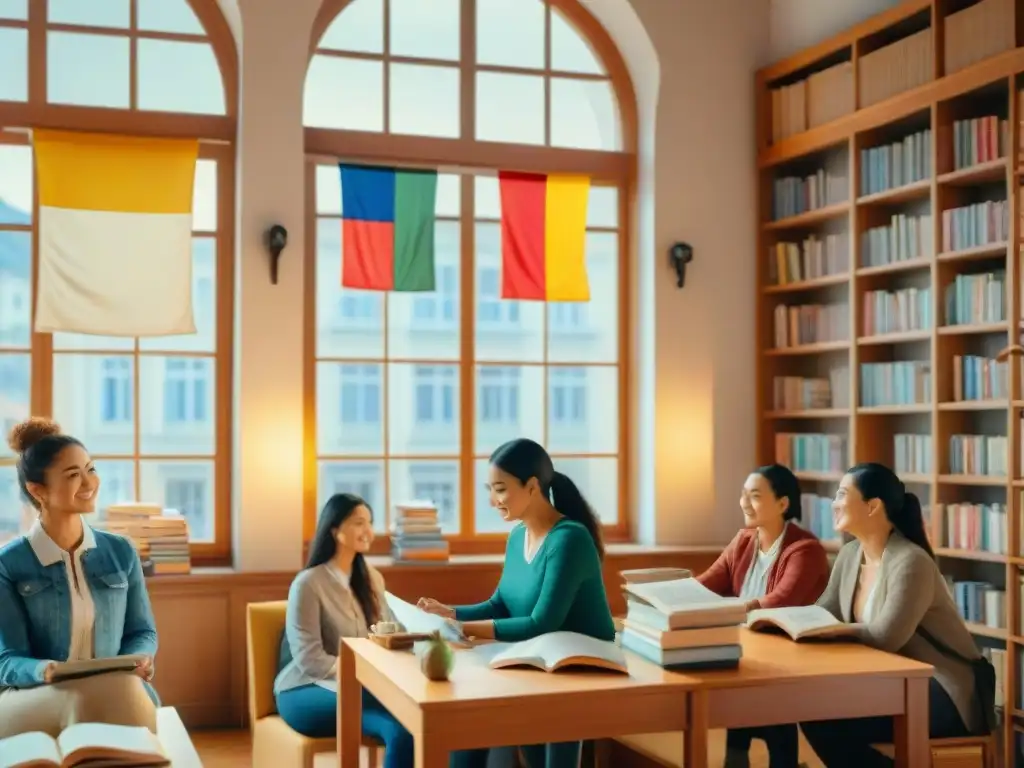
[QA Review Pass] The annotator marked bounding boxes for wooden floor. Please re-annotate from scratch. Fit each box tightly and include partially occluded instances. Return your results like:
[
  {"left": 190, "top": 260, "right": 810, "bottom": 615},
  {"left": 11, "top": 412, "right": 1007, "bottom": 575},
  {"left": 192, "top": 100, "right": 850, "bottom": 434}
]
[{"left": 191, "top": 728, "right": 823, "bottom": 767}]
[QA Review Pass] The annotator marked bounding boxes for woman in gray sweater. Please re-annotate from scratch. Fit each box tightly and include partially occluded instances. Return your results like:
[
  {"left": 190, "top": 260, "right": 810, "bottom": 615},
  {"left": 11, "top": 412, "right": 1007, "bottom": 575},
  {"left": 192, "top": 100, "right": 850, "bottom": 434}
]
[{"left": 800, "top": 463, "right": 991, "bottom": 767}]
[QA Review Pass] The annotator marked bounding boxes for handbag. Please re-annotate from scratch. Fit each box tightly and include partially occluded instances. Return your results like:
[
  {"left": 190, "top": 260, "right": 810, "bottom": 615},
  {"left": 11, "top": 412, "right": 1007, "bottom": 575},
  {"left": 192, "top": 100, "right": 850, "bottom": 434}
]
[{"left": 917, "top": 626, "right": 998, "bottom": 735}]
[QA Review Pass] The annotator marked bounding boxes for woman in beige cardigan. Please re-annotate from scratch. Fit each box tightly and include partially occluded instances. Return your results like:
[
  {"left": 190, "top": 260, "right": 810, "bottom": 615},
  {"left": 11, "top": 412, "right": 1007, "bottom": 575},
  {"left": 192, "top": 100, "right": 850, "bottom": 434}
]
[{"left": 800, "top": 463, "right": 990, "bottom": 767}]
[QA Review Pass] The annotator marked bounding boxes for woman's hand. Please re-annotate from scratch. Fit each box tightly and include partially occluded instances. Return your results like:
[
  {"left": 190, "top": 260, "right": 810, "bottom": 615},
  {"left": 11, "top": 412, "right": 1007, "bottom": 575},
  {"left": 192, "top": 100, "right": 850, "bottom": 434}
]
[
  {"left": 133, "top": 656, "right": 154, "bottom": 681},
  {"left": 417, "top": 597, "right": 455, "bottom": 619},
  {"left": 42, "top": 662, "right": 56, "bottom": 684}
]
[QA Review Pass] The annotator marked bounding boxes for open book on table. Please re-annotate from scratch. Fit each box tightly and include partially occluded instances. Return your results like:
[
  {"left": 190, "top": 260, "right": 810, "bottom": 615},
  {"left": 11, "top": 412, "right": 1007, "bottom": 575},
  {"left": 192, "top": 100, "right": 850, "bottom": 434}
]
[
  {"left": 480, "top": 631, "right": 628, "bottom": 674},
  {"left": 623, "top": 577, "right": 747, "bottom": 629},
  {"left": 0, "top": 723, "right": 167, "bottom": 768},
  {"left": 49, "top": 655, "right": 148, "bottom": 684},
  {"left": 746, "top": 605, "right": 856, "bottom": 641}
]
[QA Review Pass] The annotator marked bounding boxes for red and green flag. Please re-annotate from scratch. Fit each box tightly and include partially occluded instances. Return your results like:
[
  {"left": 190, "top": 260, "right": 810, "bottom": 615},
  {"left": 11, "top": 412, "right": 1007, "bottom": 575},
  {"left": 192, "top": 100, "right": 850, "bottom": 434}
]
[{"left": 340, "top": 163, "right": 437, "bottom": 291}]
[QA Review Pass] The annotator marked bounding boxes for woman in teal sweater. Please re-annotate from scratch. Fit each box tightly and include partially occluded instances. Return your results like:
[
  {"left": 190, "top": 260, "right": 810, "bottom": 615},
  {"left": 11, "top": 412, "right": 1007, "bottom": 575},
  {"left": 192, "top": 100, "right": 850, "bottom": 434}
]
[{"left": 417, "top": 437, "right": 614, "bottom": 768}]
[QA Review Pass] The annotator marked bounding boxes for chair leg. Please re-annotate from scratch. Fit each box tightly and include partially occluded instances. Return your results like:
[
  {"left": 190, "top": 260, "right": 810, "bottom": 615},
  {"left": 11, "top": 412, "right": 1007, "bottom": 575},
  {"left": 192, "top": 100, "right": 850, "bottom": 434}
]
[{"left": 366, "top": 746, "right": 380, "bottom": 768}]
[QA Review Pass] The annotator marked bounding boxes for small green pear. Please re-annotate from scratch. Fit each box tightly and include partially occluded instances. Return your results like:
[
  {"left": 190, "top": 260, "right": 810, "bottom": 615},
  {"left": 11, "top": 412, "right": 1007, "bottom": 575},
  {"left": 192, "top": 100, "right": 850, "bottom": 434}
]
[{"left": 417, "top": 632, "right": 454, "bottom": 681}]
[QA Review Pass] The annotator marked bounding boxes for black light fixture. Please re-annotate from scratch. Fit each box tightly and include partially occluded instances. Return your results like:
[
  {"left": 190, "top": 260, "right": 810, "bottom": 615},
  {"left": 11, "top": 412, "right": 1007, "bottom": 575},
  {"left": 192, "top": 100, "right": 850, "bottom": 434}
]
[
  {"left": 669, "top": 242, "right": 693, "bottom": 288},
  {"left": 265, "top": 224, "right": 288, "bottom": 285}
]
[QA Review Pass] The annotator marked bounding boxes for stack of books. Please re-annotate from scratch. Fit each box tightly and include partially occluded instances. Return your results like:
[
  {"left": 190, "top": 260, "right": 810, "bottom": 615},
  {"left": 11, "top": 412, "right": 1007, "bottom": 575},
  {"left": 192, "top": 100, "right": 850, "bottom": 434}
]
[
  {"left": 95, "top": 503, "right": 191, "bottom": 576},
  {"left": 390, "top": 501, "right": 449, "bottom": 564},
  {"left": 618, "top": 577, "right": 746, "bottom": 670}
]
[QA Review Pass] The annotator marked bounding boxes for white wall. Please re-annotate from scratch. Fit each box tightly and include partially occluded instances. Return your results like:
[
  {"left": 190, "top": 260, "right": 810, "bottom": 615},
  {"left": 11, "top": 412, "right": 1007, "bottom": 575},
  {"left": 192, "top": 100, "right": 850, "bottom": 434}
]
[{"left": 767, "top": 0, "right": 902, "bottom": 63}]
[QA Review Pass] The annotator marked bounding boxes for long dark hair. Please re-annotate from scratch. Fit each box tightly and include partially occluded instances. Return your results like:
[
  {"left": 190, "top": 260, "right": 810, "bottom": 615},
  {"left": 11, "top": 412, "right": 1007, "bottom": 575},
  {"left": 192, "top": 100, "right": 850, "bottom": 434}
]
[
  {"left": 306, "top": 493, "right": 380, "bottom": 626},
  {"left": 490, "top": 438, "right": 604, "bottom": 559},
  {"left": 755, "top": 464, "right": 802, "bottom": 522},
  {"left": 847, "top": 462, "right": 934, "bottom": 558}
]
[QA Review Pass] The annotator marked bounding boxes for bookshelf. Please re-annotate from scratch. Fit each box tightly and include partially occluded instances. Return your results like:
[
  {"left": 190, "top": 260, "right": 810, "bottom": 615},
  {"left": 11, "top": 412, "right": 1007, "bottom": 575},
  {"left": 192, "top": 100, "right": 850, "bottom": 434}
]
[{"left": 755, "top": 0, "right": 1024, "bottom": 760}]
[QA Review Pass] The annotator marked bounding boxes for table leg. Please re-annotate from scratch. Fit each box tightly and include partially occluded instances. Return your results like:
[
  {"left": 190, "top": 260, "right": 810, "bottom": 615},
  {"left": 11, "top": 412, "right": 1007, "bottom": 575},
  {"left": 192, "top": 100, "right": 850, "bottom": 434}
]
[
  {"left": 414, "top": 738, "right": 449, "bottom": 768},
  {"left": 684, "top": 689, "right": 709, "bottom": 768},
  {"left": 337, "top": 642, "right": 362, "bottom": 768},
  {"left": 893, "top": 677, "right": 929, "bottom": 768}
]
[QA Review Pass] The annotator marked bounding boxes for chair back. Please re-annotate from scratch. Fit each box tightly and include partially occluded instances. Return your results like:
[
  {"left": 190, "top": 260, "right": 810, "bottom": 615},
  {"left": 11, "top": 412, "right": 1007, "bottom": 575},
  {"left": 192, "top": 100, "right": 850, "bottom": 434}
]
[{"left": 246, "top": 601, "right": 287, "bottom": 722}]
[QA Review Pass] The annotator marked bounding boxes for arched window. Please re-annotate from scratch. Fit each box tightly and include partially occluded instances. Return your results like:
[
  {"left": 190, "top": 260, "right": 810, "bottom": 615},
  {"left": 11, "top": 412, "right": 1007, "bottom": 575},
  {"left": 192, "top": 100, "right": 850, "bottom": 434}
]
[
  {"left": 0, "top": 0, "right": 237, "bottom": 565},
  {"left": 304, "top": 0, "right": 635, "bottom": 549}
]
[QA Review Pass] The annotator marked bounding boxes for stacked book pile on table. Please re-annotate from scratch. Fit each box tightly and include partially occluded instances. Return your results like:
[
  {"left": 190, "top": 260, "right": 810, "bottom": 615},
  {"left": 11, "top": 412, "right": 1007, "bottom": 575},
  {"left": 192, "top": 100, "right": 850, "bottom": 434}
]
[
  {"left": 390, "top": 501, "right": 449, "bottom": 564},
  {"left": 618, "top": 574, "right": 746, "bottom": 670},
  {"left": 94, "top": 502, "right": 191, "bottom": 575}
]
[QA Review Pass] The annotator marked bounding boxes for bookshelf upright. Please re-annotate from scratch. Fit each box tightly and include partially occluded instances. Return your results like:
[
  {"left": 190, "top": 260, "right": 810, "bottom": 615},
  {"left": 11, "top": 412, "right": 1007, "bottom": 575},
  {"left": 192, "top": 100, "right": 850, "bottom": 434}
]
[{"left": 755, "top": 0, "right": 1024, "bottom": 760}]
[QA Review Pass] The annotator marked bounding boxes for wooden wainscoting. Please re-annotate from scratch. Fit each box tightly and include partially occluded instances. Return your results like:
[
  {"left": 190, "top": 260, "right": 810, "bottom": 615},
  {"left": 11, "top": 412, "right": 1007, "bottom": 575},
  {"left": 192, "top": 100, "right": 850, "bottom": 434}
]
[{"left": 147, "top": 546, "right": 719, "bottom": 729}]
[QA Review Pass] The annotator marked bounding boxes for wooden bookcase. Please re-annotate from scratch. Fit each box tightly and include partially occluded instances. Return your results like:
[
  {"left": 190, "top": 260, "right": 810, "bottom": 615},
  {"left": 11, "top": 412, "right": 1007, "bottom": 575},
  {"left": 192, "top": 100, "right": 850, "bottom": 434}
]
[{"left": 755, "top": 0, "right": 1024, "bottom": 760}]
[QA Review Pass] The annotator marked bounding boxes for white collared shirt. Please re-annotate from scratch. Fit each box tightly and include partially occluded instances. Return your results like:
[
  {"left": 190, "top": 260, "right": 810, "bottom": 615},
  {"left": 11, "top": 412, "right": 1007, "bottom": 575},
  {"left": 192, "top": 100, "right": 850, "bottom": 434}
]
[
  {"left": 739, "top": 523, "right": 789, "bottom": 601},
  {"left": 27, "top": 521, "right": 97, "bottom": 662}
]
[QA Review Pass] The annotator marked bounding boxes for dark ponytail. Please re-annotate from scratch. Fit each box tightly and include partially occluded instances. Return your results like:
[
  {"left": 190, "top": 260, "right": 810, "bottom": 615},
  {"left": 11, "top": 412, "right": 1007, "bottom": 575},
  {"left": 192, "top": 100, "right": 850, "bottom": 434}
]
[
  {"left": 847, "top": 462, "right": 934, "bottom": 558},
  {"left": 550, "top": 470, "right": 604, "bottom": 560}
]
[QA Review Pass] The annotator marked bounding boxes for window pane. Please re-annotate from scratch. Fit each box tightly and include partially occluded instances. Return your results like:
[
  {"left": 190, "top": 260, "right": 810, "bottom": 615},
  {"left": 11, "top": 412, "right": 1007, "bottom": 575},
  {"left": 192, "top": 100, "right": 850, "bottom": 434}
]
[
  {"left": 555, "top": 457, "right": 617, "bottom": 524},
  {"left": 318, "top": 460, "right": 387, "bottom": 533},
  {"left": 389, "top": 0, "right": 458, "bottom": 61},
  {"left": 316, "top": 164, "right": 342, "bottom": 216},
  {"left": 0, "top": 354, "right": 30, "bottom": 456},
  {"left": 474, "top": 365, "right": 543, "bottom": 454},
  {"left": 191, "top": 159, "right": 218, "bottom": 233},
  {"left": 140, "top": 459, "right": 215, "bottom": 541},
  {"left": 140, "top": 239, "right": 217, "bottom": 353},
  {"left": 475, "top": 72, "right": 544, "bottom": 145},
  {"left": 137, "top": 40, "right": 225, "bottom": 115},
  {"left": 138, "top": 356, "right": 215, "bottom": 455},
  {"left": 47, "top": 0, "right": 129, "bottom": 27},
  {"left": 550, "top": 78, "right": 619, "bottom": 151},
  {"left": 90, "top": 459, "right": 136, "bottom": 522},
  {"left": 474, "top": 219, "right": 543, "bottom": 362},
  {"left": 546, "top": 365, "right": 617, "bottom": 454},
  {"left": 550, "top": 8, "right": 605, "bottom": 75},
  {"left": 435, "top": 173, "right": 460, "bottom": 218},
  {"left": 476, "top": 0, "right": 544, "bottom": 69},
  {"left": 304, "top": 55, "right": 383, "bottom": 131},
  {"left": 388, "top": 221, "right": 460, "bottom": 359},
  {"left": 316, "top": 217, "right": 384, "bottom": 357},
  {"left": 390, "top": 459, "right": 459, "bottom": 534},
  {"left": 0, "top": 145, "right": 33, "bottom": 225},
  {"left": 389, "top": 63, "right": 459, "bottom": 139},
  {"left": 136, "top": 0, "right": 205, "bottom": 34},
  {"left": 317, "top": 362, "right": 384, "bottom": 455},
  {"left": 0, "top": 234, "right": 32, "bottom": 348},
  {"left": 473, "top": 458, "right": 513, "bottom": 534},
  {"left": 547, "top": 233, "right": 618, "bottom": 363},
  {"left": 588, "top": 187, "right": 618, "bottom": 228},
  {"left": 0, "top": 464, "right": 30, "bottom": 543},
  {"left": 474, "top": 175, "right": 500, "bottom": 219},
  {"left": 53, "top": 354, "right": 135, "bottom": 455},
  {"left": 0, "top": 0, "right": 27, "bottom": 20},
  {"left": 0, "top": 28, "right": 27, "bottom": 102},
  {"left": 47, "top": 32, "right": 130, "bottom": 108},
  {"left": 388, "top": 363, "right": 459, "bottom": 455},
  {"left": 318, "top": 0, "right": 383, "bottom": 54}
]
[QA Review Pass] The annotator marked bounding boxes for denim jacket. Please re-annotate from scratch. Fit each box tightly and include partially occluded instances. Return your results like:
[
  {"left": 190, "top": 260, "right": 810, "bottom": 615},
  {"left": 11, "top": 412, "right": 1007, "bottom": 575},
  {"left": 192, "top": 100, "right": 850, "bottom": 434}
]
[{"left": 0, "top": 522, "right": 158, "bottom": 692}]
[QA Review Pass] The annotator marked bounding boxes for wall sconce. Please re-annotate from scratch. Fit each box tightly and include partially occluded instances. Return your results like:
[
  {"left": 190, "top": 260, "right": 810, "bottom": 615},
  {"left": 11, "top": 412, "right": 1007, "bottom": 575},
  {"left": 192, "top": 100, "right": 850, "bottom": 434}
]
[
  {"left": 669, "top": 242, "right": 693, "bottom": 288},
  {"left": 265, "top": 224, "right": 288, "bottom": 285}
]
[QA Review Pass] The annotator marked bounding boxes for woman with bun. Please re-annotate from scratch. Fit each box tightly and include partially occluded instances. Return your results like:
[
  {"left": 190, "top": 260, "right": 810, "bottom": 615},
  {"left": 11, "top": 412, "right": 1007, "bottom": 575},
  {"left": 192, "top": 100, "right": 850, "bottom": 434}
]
[{"left": 0, "top": 417, "right": 159, "bottom": 738}]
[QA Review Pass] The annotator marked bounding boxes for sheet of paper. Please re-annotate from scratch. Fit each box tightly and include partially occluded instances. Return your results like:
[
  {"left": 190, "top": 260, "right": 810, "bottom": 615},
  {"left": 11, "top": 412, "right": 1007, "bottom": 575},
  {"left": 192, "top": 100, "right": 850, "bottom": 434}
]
[
  {"left": 0, "top": 731, "right": 61, "bottom": 768},
  {"left": 384, "top": 592, "right": 465, "bottom": 643}
]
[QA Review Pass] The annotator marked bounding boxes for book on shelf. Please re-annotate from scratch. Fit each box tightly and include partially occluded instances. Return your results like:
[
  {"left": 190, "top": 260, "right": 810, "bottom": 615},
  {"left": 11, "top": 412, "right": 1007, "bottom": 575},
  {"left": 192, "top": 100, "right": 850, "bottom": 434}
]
[
  {"left": 772, "top": 302, "right": 849, "bottom": 347},
  {"left": 620, "top": 567, "right": 692, "bottom": 585},
  {"left": 947, "top": 577, "right": 1006, "bottom": 631},
  {"left": 746, "top": 605, "right": 854, "bottom": 641},
  {"left": 944, "top": 271, "right": 1006, "bottom": 326},
  {"left": 0, "top": 723, "right": 167, "bottom": 768},
  {"left": 862, "top": 287, "right": 931, "bottom": 336},
  {"left": 94, "top": 503, "right": 190, "bottom": 576},
  {"left": 804, "top": 494, "right": 839, "bottom": 544},
  {"left": 771, "top": 167, "right": 847, "bottom": 220},
  {"left": 857, "top": 27, "right": 932, "bottom": 107},
  {"left": 860, "top": 212, "right": 932, "bottom": 268},
  {"left": 806, "top": 61, "right": 854, "bottom": 129},
  {"left": 772, "top": 370, "right": 849, "bottom": 411},
  {"left": 859, "top": 361, "right": 930, "bottom": 408},
  {"left": 926, "top": 502, "right": 1008, "bottom": 555},
  {"left": 941, "top": 201, "right": 1009, "bottom": 252},
  {"left": 944, "top": 0, "right": 1016, "bottom": 75},
  {"left": 479, "top": 631, "right": 627, "bottom": 674},
  {"left": 948, "top": 434, "right": 1008, "bottom": 476},
  {"left": 49, "top": 654, "right": 148, "bottom": 684},
  {"left": 770, "top": 79, "right": 806, "bottom": 142},
  {"left": 775, "top": 433, "right": 847, "bottom": 476},
  {"left": 952, "top": 115, "right": 1009, "bottom": 169},
  {"left": 767, "top": 232, "right": 849, "bottom": 285},
  {"left": 952, "top": 354, "right": 1008, "bottom": 401},
  {"left": 390, "top": 501, "right": 449, "bottom": 564},
  {"left": 894, "top": 433, "right": 932, "bottom": 476},
  {"left": 859, "top": 129, "right": 931, "bottom": 196}
]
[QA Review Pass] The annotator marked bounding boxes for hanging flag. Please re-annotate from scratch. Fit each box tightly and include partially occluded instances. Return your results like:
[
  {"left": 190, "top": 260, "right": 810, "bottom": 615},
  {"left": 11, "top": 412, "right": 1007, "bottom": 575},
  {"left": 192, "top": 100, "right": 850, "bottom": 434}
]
[
  {"left": 33, "top": 130, "right": 199, "bottom": 336},
  {"left": 498, "top": 171, "right": 591, "bottom": 302},
  {"left": 340, "top": 164, "right": 437, "bottom": 292}
]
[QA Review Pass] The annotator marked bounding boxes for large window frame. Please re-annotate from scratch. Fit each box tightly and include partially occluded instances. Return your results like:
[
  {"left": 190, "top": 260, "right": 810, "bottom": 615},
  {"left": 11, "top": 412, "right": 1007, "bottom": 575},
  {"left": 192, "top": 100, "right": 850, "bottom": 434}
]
[
  {"left": 0, "top": 0, "right": 238, "bottom": 566},
  {"left": 302, "top": 0, "right": 637, "bottom": 554}
]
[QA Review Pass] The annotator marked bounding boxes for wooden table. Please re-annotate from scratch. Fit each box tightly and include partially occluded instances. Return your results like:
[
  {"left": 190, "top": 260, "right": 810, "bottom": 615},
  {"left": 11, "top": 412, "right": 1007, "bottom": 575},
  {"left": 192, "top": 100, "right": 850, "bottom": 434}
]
[
  {"left": 156, "top": 707, "right": 202, "bottom": 767},
  {"left": 678, "top": 629, "right": 933, "bottom": 768},
  {"left": 337, "top": 638, "right": 698, "bottom": 768}
]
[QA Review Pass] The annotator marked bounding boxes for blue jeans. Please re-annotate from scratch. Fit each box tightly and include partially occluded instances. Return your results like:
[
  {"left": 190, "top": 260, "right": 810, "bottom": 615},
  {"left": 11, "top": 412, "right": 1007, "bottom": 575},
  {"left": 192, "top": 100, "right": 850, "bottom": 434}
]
[
  {"left": 449, "top": 741, "right": 582, "bottom": 768},
  {"left": 276, "top": 684, "right": 413, "bottom": 768}
]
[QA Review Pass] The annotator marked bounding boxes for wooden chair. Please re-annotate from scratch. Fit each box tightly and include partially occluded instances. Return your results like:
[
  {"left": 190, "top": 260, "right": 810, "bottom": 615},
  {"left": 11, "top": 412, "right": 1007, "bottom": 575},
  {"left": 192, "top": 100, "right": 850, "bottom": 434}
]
[
  {"left": 872, "top": 734, "right": 997, "bottom": 768},
  {"left": 245, "top": 600, "right": 381, "bottom": 768}
]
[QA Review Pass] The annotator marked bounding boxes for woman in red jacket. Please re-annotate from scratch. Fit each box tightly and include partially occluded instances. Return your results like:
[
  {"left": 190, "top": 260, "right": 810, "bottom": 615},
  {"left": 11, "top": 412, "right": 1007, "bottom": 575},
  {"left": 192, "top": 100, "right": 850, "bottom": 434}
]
[{"left": 698, "top": 464, "right": 830, "bottom": 768}]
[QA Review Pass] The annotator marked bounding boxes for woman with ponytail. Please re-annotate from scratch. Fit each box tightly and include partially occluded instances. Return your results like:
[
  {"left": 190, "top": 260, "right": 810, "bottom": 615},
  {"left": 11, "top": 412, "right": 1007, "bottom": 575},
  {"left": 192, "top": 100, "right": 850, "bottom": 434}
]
[
  {"left": 800, "top": 463, "right": 992, "bottom": 767},
  {"left": 275, "top": 494, "right": 413, "bottom": 768},
  {"left": 417, "top": 438, "right": 614, "bottom": 768}
]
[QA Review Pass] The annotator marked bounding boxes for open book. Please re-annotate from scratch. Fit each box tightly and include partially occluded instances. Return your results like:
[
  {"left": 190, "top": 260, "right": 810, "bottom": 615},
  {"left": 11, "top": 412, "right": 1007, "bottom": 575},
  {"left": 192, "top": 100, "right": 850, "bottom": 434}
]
[
  {"left": 49, "top": 655, "right": 147, "bottom": 684},
  {"left": 623, "top": 577, "right": 747, "bottom": 629},
  {"left": 480, "top": 631, "right": 628, "bottom": 674},
  {"left": 0, "top": 723, "right": 167, "bottom": 768},
  {"left": 620, "top": 567, "right": 692, "bottom": 585},
  {"left": 746, "top": 605, "right": 855, "bottom": 641}
]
